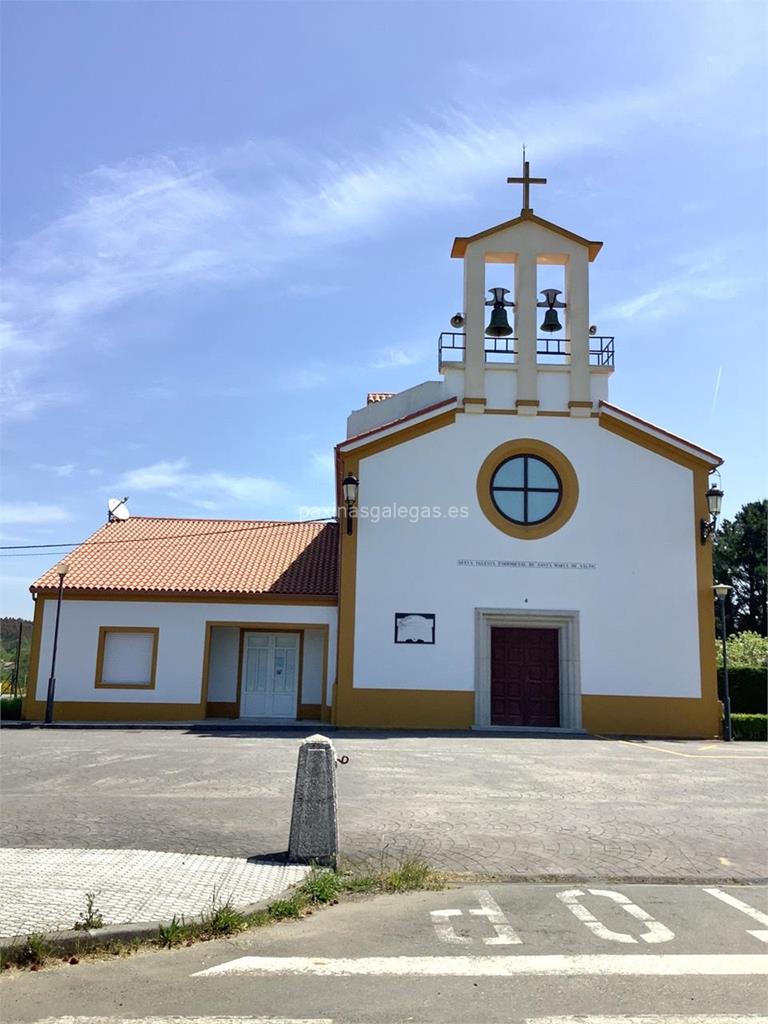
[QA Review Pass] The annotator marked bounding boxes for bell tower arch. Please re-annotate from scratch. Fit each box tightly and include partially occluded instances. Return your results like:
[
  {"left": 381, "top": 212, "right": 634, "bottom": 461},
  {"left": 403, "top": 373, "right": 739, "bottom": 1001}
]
[{"left": 444, "top": 161, "right": 611, "bottom": 416}]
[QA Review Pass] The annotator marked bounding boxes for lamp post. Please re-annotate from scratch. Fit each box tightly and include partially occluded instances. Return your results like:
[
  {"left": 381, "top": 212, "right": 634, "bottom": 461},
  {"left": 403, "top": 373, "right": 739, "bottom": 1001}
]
[
  {"left": 44, "top": 560, "right": 69, "bottom": 726},
  {"left": 341, "top": 475, "right": 359, "bottom": 536},
  {"left": 713, "top": 583, "right": 733, "bottom": 742}
]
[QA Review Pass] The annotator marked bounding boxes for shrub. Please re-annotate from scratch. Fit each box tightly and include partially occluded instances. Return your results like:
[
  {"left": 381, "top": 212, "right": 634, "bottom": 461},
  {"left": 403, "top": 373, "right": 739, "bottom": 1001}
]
[
  {"left": 718, "top": 667, "right": 767, "bottom": 714},
  {"left": 731, "top": 714, "right": 767, "bottom": 741},
  {"left": 0, "top": 697, "right": 22, "bottom": 720},
  {"left": 716, "top": 631, "right": 768, "bottom": 670}
]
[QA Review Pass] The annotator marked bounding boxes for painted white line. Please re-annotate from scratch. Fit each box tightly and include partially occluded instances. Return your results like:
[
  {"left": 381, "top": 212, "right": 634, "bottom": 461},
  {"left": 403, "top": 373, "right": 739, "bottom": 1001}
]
[
  {"left": 32, "top": 1018, "right": 333, "bottom": 1024},
  {"left": 469, "top": 889, "right": 522, "bottom": 945},
  {"left": 557, "top": 888, "right": 673, "bottom": 944},
  {"left": 527, "top": 1017, "right": 768, "bottom": 1024},
  {"left": 430, "top": 908, "right": 471, "bottom": 945},
  {"left": 703, "top": 888, "right": 768, "bottom": 944},
  {"left": 192, "top": 954, "right": 768, "bottom": 977}
]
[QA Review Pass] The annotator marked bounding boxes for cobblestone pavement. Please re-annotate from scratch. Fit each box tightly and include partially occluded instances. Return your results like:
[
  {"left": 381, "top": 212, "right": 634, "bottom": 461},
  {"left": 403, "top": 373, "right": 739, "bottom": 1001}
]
[
  {"left": 1, "top": 729, "right": 766, "bottom": 881},
  {"left": 0, "top": 847, "right": 308, "bottom": 938}
]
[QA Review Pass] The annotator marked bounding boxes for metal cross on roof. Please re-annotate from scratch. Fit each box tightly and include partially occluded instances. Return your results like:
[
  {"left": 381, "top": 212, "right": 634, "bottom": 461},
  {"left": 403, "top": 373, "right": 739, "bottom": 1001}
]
[{"left": 507, "top": 152, "right": 547, "bottom": 213}]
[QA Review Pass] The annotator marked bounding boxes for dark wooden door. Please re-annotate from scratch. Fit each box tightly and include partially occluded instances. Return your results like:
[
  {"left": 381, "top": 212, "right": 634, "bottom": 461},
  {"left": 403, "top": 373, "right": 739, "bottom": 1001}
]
[{"left": 490, "top": 627, "right": 560, "bottom": 727}]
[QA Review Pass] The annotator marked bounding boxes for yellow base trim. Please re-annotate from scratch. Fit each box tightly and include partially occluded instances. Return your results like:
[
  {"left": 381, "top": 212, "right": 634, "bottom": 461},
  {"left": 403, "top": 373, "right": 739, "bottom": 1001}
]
[
  {"left": 298, "top": 703, "right": 322, "bottom": 720},
  {"left": 582, "top": 695, "right": 721, "bottom": 739},
  {"left": 335, "top": 689, "right": 474, "bottom": 729},
  {"left": 24, "top": 701, "right": 206, "bottom": 723},
  {"left": 205, "top": 701, "right": 239, "bottom": 718}
]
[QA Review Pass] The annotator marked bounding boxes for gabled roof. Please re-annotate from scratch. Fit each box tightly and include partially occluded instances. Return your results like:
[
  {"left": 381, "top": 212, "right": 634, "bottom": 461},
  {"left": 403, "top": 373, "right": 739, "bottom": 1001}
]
[
  {"left": 598, "top": 402, "right": 722, "bottom": 468},
  {"left": 31, "top": 517, "right": 338, "bottom": 599},
  {"left": 451, "top": 210, "right": 603, "bottom": 261}
]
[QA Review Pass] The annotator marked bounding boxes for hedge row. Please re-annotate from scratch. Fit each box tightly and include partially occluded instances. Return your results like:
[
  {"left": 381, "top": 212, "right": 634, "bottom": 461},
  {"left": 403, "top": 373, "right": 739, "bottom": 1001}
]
[
  {"left": 731, "top": 714, "right": 767, "bottom": 742},
  {"left": 718, "top": 667, "right": 766, "bottom": 714},
  {"left": 0, "top": 697, "right": 22, "bottom": 720}
]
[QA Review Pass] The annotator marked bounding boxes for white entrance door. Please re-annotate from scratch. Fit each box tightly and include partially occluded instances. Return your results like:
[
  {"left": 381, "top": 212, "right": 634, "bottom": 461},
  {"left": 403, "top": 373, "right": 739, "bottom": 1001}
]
[{"left": 240, "top": 632, "right": 300, "bottom": 719}]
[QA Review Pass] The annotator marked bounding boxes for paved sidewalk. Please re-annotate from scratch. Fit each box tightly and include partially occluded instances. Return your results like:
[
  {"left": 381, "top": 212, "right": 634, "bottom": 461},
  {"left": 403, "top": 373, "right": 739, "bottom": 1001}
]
[{"left": 0, "top": 848, "right": 308, "bottom": 938}]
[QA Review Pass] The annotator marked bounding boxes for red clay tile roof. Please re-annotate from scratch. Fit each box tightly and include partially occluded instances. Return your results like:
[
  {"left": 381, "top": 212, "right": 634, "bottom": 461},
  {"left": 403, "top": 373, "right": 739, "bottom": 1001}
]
[
  {"left": 366, "top": 392, "right": 395, "bottom": 404},
  {"left": 31, "top": 517, "right": 338, "bottom": 599}
]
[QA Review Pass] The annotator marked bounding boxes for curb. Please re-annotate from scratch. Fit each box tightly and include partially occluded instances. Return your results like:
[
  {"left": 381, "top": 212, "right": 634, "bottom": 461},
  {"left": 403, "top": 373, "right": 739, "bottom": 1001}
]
[{"left": 0, "top": 881, "right": 306, "bottom": 958}]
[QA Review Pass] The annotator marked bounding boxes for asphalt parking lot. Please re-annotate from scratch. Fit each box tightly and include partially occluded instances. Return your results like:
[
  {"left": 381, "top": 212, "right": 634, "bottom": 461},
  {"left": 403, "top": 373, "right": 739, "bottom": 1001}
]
[{"left": 1, "top": 728, "right": 765, "bottom": 880}]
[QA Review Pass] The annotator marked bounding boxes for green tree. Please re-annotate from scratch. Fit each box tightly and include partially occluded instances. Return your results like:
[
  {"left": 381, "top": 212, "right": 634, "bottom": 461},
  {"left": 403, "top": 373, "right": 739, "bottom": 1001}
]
[{"left": 713, "top": 500, "right": 767, "bottom": 637}]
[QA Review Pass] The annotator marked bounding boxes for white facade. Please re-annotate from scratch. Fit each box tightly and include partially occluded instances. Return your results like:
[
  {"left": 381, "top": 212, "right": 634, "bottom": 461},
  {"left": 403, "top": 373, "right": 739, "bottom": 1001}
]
[
  {"left": 30, "top": 598, "right": 337, "bottom": 715},
  {"left": 350, "top": 413, "right": 699, "bottom": 700}
]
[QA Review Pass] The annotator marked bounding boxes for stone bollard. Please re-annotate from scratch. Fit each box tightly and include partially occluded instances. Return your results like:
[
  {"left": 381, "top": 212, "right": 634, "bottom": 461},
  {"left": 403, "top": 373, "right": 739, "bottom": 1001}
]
[{"left": 288, "top": 733, "right": 339, "bottom": 867}]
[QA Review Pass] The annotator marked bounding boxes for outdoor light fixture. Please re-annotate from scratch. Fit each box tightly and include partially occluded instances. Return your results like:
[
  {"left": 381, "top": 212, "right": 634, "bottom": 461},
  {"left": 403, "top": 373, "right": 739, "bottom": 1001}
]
[
  {"left": 485, "top": 287, "right": 514, "bottom": 338},
  {"left": 700, "top": 481, "right": 724, "bottom": 544},
  {"left": 342, "top": 474, "right": 359, "bottom": 536},
  {"left": 44, "top": 559, "right": 70, "bottom": 726},
  {"left": 537, "top": 288, "right": 566, "bottom": 333},
  {"left": 713, "top": 583, "right": 733, "bottom": 742}
]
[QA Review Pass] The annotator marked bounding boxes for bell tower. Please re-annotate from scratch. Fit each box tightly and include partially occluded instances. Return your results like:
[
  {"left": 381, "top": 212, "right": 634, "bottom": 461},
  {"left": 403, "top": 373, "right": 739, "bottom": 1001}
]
[{"left": 441, "top": 159, "right": 613, "bottom": 416}]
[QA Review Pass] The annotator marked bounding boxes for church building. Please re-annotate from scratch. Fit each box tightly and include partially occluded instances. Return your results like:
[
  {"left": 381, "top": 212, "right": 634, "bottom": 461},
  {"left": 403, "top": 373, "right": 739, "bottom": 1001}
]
[{"left": 23, "top": 164, "right": 724, "bottom": 737}]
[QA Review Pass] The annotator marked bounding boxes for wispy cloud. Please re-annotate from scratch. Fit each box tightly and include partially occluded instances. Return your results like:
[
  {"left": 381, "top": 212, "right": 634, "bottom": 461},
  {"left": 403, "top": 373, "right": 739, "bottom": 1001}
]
[
  {"left": 33, "top": 462, "right": 76, "bottom": 478},
  {"left": 113, "top": 458, "right": 288, "bottom": 511},
  {"left": 603, "top": 253, "right": 754, "bottom": 322},
  {"left": 2, "top": 40, "right": 759, "bottom": 417},
  {"left": 372, "top": 345, "right": 429, "bottom": 370},
  {"left": 0, "top": 503, "right": 70, "bottom": 525}
]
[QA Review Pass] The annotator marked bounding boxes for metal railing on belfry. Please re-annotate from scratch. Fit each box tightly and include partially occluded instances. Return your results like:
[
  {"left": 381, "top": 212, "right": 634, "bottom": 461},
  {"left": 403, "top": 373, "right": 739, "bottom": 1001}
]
[{"left": 437, "top": 332, "right": 615, "bottom": 367}]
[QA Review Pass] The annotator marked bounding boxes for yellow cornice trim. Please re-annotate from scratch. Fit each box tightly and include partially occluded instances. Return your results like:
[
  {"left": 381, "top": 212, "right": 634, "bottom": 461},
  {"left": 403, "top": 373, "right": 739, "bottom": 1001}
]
[
  {"left": 451, "top": 212, "right": 602, "bottom": 261},
  {"left": 598, "top": 413, "right": 717, "bottom": 470},
  {"left": 30, "top": 589, "right": 337, "bottom": 606}
]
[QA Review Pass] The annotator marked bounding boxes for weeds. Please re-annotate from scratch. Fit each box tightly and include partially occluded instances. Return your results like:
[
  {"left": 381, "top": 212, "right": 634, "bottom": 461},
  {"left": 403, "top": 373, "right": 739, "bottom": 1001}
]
[
  {"left": 73, "top": 892, "right": 104, "bottom": 931},
  {"left": 0, "top": 932, "right": 52, "bottom": 970},
  {"left": 157, "top": 915, "right": 185, "bottom": 948},
  {"left": 0, "top": 857, "right": 444, "bottom": 971}
]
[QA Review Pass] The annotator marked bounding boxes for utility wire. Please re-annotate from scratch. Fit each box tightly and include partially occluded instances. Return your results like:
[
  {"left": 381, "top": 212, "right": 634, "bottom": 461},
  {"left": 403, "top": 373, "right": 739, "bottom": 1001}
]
[{"left": 0, "top": 517, "right": 337, "bottom": 554}]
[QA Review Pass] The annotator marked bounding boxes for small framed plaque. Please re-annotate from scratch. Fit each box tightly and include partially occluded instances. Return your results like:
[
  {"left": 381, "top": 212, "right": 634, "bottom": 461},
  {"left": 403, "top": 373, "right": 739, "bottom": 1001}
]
[{"left": 394, "top": 613, "right": 436, "bottom": 645}]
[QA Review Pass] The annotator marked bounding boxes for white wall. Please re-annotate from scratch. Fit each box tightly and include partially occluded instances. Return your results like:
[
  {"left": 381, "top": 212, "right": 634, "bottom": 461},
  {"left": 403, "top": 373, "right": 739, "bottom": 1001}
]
[
  {"left": 33, "top": 600, "right": 337, "bottom": 705},
  {"left": 352, "top": 413, "right": 700, "bottom": 699},
  {"left": 207, "top": 627, "right": 239, "bottom": 701}
]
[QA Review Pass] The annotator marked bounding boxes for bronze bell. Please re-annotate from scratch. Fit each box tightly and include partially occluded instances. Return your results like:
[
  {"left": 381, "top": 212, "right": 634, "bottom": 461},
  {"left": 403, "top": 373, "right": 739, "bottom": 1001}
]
[
  {"left": 486, "top": 306, "right": 513, "bottom": 337},
  {"left": 485, "top": 287, "right": 514, "bottom": 338},
  {"left": 540, "top": 308, "right": 562, "bottom": 333}
]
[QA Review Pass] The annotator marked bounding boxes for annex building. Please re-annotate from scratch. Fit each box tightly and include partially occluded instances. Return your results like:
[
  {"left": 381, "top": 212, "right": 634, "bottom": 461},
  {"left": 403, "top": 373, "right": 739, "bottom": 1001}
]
[{"left": 23, "top": 166, "right": 724, "bottom": 737}]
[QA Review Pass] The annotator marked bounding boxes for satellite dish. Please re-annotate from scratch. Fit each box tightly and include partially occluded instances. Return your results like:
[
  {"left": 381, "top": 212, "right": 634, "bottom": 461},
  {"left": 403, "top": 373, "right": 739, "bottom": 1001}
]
[{"left": 108, "top": 497, "right": 130, "bottom": 523}]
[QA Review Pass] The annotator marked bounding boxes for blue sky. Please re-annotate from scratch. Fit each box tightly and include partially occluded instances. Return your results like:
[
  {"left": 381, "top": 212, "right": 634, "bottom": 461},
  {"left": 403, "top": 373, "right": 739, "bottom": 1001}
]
[{"left": 1, "top": 1, "right": 766, "bottom": 618}]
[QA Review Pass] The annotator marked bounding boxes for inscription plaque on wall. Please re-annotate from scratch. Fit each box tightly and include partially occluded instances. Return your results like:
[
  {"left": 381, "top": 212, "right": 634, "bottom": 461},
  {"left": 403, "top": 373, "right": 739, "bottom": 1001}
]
[{"left": 394, "top": 613, "right": 436, "bottom": 645}]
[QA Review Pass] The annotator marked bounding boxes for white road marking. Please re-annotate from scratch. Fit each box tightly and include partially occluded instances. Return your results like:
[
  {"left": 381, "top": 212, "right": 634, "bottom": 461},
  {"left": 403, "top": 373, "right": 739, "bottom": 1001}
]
[
  {"left": 703, "top": 888, "right": 768, "bottom": 944},
  {"left": 192, "top": 953, "right": 768, "bottom": 977},
  {"left": 32, "top": 1018, "right": 333, "bottom": 1024},
  {"left": 469, "top": 888, "right": 522, "bottom": 945},
  {"left": 528, "top": 1017, "right": 768, "bottom": 1024},
  {"left": 430, "top": 908, "right": 471, "bottom": 945},
  {"left": 557, "top": 888, "right": 674, "bottom": 944}
]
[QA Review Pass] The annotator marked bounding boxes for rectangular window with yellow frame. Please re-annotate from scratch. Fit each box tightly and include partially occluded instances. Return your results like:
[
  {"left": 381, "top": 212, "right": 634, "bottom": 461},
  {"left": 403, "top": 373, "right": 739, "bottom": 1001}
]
[{"left": 95, "top": 627, "right": 159, "bottom": 690}]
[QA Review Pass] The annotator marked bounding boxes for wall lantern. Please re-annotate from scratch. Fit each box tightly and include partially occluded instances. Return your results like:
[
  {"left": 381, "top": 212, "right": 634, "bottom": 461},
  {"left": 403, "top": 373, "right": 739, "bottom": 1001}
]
[
  {"left": 342, "top": 474, "right": 359, "bottom": 536},
  {"left": 700, "top": 482, "right": 724, "bottom": 544}
]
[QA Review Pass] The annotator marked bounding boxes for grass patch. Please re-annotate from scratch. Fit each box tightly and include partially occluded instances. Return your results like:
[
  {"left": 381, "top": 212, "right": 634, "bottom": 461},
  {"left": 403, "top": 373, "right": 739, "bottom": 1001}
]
[
  {"left": 1, "top": 932, "right": 52, "bottom": 970},
  {"left": 0, "top": 858, "right": 444, "bottom": 972}
]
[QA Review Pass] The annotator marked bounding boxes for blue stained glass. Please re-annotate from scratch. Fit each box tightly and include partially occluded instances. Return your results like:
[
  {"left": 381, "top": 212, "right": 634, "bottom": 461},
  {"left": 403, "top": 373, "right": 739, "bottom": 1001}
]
[
  {"left": 493, "top": 490, "right": 525, "bottom": 522},
  {"left": 527, "top": 457, "right": 559, "bottom": 489},
  {"left": 527, "top": 490, "right": 559, "bottom": 522},
  {"left": 493, "top": 458, "right": 525, "bottom": 488}
]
